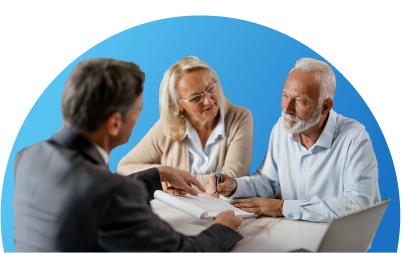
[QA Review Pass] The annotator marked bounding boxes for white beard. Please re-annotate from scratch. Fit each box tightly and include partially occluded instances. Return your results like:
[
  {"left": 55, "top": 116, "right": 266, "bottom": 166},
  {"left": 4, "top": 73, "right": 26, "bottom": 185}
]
[{"left": 282, "top": 104, "right": 323, "bottom": 134}]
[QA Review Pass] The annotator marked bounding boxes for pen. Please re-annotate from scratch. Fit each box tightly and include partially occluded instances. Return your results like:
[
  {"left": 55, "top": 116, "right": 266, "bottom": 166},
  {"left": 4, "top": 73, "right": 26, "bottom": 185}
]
[{"left": 215, "top": 166, "right": 219, "bottom": 198}]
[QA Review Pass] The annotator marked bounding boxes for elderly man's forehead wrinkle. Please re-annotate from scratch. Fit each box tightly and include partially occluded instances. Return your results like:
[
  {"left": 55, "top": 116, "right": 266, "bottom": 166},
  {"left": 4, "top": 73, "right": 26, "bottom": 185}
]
[
  {"left": 285, "top": 70, "right": 320, "bottom": 102},
  {"left": 283, "top": 80, "right": 300, "bottom": 96}
]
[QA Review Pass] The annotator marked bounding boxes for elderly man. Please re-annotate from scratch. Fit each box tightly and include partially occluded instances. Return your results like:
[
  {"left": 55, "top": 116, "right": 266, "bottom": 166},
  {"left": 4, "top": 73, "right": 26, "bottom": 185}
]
[
  {"left": 14, "top": 58, "right": 243, "bottom": 251},
  {"left": 206, "top": 58, "right": 381, "bottom": 222}
]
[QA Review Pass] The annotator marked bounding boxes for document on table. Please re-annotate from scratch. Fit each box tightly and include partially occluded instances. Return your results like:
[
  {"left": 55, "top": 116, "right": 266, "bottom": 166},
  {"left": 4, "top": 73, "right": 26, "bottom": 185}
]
[{"left": 154, "top": 190, "right": 257, "bottom": 220}]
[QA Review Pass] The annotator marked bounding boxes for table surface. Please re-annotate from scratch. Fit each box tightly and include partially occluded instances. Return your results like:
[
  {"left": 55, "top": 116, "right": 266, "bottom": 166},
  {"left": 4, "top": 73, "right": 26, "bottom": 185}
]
[{"left": 151, "top": 198, "right": 329, "bottom": 252}]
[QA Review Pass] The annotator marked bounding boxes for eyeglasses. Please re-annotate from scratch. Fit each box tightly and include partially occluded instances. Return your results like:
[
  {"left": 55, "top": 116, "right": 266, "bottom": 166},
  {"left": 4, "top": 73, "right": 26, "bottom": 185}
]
[{"left": 178, "top": 83, "right": 217, "bottom": 105}]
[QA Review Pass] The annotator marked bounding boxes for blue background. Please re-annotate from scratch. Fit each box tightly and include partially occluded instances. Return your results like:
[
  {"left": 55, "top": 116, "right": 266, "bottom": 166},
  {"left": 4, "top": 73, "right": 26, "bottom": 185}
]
[{"left": 1, "top": 16, "right": 399, "bottom": 251}]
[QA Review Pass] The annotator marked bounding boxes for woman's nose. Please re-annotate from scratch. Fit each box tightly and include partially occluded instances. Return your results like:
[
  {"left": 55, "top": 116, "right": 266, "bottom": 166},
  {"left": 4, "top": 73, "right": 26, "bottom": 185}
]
[{"left": 203, "top": 94, "right": 213, "bottom": 105}]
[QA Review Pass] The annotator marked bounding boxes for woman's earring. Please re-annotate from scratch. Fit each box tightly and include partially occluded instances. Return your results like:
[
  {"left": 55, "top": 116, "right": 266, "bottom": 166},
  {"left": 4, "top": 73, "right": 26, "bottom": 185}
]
[{"left": 181, "top": 111, "right": 185, "bottom": 121}]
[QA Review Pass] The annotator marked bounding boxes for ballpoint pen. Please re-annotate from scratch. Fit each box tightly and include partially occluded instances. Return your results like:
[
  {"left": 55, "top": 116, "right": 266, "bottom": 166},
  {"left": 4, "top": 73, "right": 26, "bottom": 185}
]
[{"left": 215, "top": 166, "right": 219, "bottom": 198}]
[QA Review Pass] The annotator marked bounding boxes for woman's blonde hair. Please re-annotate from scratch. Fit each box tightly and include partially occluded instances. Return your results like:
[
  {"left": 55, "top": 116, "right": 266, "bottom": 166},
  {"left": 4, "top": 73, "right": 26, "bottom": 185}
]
[{"left": 159, "top": 56, "right": 230, "bottom": 141}]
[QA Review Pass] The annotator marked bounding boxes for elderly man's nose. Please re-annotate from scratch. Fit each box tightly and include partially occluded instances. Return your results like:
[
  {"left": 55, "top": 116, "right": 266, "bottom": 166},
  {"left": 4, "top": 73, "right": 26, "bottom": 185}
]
[{"left": 283, "top": 100, "right": 295, "bottom": 114}]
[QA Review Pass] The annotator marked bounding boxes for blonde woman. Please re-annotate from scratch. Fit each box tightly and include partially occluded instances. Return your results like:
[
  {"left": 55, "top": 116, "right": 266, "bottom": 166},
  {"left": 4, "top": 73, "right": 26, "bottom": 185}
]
[{"left": 118, "top": 56, "right": 253, "bottom": 190}]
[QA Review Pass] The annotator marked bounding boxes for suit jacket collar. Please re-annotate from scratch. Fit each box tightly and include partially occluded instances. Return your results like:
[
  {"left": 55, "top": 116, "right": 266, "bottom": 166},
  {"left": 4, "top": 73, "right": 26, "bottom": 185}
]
[{"left": 51, "top": 125, "right": 108, "bottom": 168}]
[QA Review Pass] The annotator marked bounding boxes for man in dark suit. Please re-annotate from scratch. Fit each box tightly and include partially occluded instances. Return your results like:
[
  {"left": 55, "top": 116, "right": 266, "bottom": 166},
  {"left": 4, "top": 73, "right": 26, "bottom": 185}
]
[{"left": 13, "top": 58, "right": 243, "bottom": 251}]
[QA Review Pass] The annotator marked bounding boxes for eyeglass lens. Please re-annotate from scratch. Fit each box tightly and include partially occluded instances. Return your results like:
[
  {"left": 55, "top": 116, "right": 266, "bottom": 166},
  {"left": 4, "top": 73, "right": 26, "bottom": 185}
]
[{"left": 188, "top": 84, "right": 216, "bottom": 104}]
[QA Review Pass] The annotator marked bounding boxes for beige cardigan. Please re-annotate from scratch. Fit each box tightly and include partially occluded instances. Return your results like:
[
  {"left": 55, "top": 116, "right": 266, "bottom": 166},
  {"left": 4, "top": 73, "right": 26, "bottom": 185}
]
[{"left": 117, "top": 104, "right": 253, "bottom": 186}]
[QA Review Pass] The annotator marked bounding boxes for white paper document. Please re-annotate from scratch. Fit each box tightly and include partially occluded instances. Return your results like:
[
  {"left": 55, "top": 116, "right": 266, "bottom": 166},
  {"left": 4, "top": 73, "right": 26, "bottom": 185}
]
[{"left": 154, "top": 190, "right": 258, "bottom": 220}]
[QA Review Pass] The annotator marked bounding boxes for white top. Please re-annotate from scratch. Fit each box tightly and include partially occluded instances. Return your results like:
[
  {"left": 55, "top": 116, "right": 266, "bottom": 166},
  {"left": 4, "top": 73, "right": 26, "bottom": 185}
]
[
  {"left": 186, "top": 108, "right": 225, "bottom": 175},
  {"left": 232, "top": 109, "right": 381, "bottom": 222},
  {"left": 90, "top": 140, "right": 109, "bottom": 165}
]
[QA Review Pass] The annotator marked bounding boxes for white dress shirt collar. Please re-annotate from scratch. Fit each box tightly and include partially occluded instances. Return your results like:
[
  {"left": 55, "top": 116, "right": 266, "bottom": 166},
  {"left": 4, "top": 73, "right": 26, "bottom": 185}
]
[
  {"left": 289, "top": 109, "right": 337, "bottom": 149},
  {"left": 89, "top": 140, "right": 109, "bottom": 165},
  {"left": 185, "top": 107, "right": 225, "bottom": 175},
  {"left": 316, "top": 109, "right": 337, "bottom": 149}
]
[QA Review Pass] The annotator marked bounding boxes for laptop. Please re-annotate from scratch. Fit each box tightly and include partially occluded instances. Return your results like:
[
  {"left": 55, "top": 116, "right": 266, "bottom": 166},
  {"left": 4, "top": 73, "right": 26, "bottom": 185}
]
[{"left": 292, "top": 199, "right": 390, "bottom": 252}]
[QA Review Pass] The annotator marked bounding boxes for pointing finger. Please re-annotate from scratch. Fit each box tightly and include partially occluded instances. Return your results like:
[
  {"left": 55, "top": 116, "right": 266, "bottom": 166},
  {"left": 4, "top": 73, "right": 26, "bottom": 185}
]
[
  {"left": 191, "top": 177, "right": 206, "bottom": 192},
  {"left": 184, "top": 184, "right": 199, "bottom": 196}
]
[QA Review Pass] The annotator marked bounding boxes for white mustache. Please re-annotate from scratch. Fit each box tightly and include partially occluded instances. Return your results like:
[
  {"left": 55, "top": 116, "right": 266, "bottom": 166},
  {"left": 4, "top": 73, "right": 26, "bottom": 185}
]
[{"left": 283, "top": 112, "right": 304, "bottom": 123}]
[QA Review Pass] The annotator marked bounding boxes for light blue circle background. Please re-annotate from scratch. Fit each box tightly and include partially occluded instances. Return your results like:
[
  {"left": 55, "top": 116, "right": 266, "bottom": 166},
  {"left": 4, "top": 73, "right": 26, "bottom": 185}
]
[{"left": 1, "top": 16, "right": 399, "bottom": 252}]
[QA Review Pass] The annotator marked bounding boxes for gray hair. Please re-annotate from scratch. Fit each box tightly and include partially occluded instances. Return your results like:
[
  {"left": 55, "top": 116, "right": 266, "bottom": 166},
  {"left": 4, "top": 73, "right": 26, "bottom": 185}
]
[
  {"left": 290, "top": 58, "right": 336, "bottom": 104},
  {"left": 159, "top": 56, "right": 230, "bottom": 141},
  {"left": 61, "top": 58, "right": 145, "bottom": 133}
]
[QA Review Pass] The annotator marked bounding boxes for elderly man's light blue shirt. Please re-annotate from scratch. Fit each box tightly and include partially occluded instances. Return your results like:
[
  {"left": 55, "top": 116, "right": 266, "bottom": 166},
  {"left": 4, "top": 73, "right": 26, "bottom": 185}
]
[{"left": 232, "top": 109, "right": 381, "bottom": 222}]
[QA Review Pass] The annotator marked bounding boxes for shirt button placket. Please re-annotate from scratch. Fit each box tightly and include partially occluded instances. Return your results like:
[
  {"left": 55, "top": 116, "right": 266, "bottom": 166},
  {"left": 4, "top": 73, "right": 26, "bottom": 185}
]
[{"left": 300, "top": 151, "right": 309, "bottom": 200}]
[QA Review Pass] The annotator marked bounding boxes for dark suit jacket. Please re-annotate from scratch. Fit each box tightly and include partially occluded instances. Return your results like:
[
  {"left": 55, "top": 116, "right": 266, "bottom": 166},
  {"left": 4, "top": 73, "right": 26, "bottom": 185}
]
[{"left": 13, "top": 126, "right": 243, "bottom": 251}]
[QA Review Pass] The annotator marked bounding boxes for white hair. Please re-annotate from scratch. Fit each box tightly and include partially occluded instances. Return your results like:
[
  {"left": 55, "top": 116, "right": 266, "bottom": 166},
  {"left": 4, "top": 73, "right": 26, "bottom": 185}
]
[
  {"left": 290, "top": 58, "right": 336, "bottom": 104},
  {"left": 159, "top": 56, "right": 230, "bottom": 141}
]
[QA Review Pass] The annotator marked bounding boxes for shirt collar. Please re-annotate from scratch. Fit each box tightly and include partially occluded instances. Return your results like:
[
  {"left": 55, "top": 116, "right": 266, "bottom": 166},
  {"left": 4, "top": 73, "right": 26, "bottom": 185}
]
[
  {"left": 89, "top": 140, "right": 110, "bottom": 165},
  {"left": 186, "top": 107, "right": 226, "bottom": 142},
  {"left": 288, "top": 109, "right": 337, "bottom": 149},
  {"left": 315, "top": 109, "right": 337, "bottom": 149}
]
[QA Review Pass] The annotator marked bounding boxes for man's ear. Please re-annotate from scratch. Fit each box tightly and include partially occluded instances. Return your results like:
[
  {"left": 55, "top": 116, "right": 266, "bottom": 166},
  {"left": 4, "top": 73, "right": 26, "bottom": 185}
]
[
  {"left": 322, "top": 98, "right": 334, "bottom": 115},
  {"left": 106, "top": 112, "right": 123, "bottom": 137}
]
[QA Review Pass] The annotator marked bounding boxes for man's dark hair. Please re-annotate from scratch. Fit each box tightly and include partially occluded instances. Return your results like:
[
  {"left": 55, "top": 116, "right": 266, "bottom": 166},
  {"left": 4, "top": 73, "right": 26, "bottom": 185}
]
[{"left": 61, "top": 58, "right": 145, "bottom": 133}]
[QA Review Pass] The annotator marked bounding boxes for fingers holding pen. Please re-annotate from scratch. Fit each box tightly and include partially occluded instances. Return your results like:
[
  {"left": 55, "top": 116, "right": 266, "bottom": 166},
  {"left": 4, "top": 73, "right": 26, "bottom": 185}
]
[
  {"left": 205, "top": 172, "right": 217, "bottom": 196},
  {"left": 217, "top": 174, "right": 237, "bottom": 196},
  {"left": 205, "top": 173, "right": 238, "bottom": 197}
]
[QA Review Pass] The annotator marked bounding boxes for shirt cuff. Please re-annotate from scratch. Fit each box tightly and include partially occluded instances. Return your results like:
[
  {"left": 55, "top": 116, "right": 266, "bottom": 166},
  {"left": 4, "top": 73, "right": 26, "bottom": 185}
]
[
  {"left": 230, "top": 178, "right": 248, "bottom": 198},
  {"left": 282, "top": 200, "right": 301, "bottom": 220}
]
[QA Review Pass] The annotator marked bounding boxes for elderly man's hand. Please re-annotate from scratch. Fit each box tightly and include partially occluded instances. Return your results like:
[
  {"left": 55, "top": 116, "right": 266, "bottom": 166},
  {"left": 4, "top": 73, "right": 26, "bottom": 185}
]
[
  {"left": 231, "top": 198, "right": 284, "bottom": 217},
  {"left": 157, "top": 166, "right": 205, "bottom": 196},
  {"left": 205, "top": 173, "right": 237, "bottom": 198}
]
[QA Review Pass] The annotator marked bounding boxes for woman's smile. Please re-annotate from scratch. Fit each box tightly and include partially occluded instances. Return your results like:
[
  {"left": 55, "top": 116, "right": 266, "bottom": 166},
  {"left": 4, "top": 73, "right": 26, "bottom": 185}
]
[{"left": 204, "top": 104, "right": 214, "bottom": 111}]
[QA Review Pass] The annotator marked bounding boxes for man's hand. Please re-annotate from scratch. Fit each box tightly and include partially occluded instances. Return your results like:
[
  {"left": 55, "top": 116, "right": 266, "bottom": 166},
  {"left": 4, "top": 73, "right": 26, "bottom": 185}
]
[
  {"left": 161, "top": 182, "right": 169, "bottom": 192},
  {"left": 205, "top": 173, "right": 237, "bottom": 198},
  {"left": 161, "top": 182, "right": 180, "bottom": 195},
  {"left": 213, "top": 210, "right": 243, "bottom": 230},
  {"left": 157, "top": 166, "right": 205, "bottom": 196},
  {"left": 231, "top": 198, "right": 284, "bottom": 217}
]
